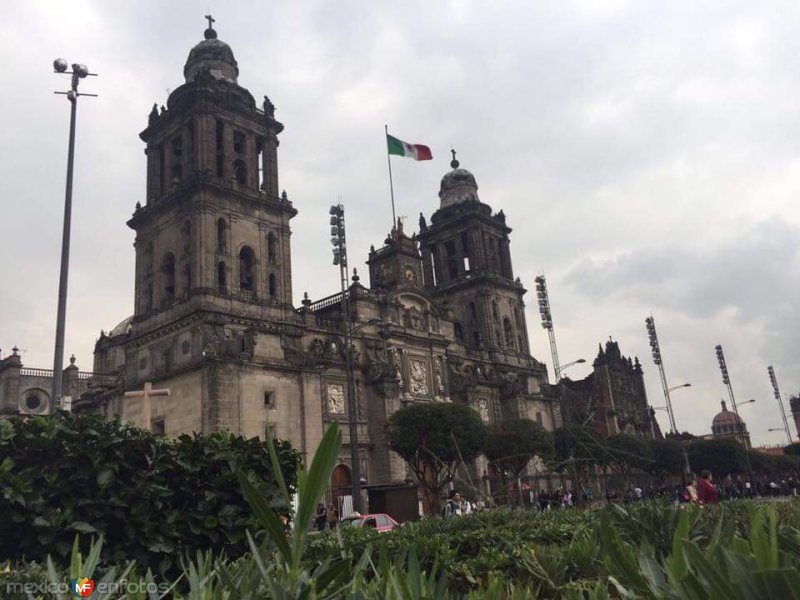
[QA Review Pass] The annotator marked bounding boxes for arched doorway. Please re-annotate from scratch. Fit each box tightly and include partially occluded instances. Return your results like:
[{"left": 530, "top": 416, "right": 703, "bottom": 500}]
[{"left": 330, "top": 464, "right": 352, "bottom": 515}]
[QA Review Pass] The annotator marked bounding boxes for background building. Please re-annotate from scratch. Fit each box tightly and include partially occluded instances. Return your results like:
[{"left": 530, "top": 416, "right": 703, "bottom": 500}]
[
  {"left": 710, "top": 400, "right": 751, "bottom": 449},
  {"left": 559, "top": 340, "right": 660, "bottom": 439},
  {"left": 0, "top": 24, "right": 558, "bottom": 508}
]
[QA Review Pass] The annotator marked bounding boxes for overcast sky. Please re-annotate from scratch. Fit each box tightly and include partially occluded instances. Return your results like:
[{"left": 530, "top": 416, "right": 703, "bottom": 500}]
[{"left": 1, "top": 0, "right": 798, "bottom": 446}]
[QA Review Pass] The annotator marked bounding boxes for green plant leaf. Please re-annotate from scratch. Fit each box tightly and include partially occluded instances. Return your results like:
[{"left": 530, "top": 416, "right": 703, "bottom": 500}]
[
  {"left": 237, "top": 471, "right": 292, "bottom": 563},
  {"left": 292, "top": 422, "right": 342, "bottom": 564}
]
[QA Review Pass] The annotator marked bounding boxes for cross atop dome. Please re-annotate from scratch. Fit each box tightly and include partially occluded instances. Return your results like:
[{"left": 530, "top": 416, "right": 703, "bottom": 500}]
[
  {"left": 204, "top": 14, "right": 217, "bottom": 39},
  {"left": 450, "top": 148, "right": 459, "bottom": 169}
]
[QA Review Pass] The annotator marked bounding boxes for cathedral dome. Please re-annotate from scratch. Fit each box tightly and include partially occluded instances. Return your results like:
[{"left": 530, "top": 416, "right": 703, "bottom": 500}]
[
  {"left": 439, "top": 154, "right": 480, "bottom": 208},
  {"left": 711, "top": 400, "right": 747, "bottom": 436},
  {"left": 184, "top": 24, "right": 239, "bottom": 84}
]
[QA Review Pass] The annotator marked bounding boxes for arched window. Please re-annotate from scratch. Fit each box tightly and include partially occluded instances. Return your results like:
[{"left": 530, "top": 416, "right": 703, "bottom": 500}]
[
  {"left": 234, "top": 159, "right": 247, "bottom": 185},
  {"left": 239, "top": 246, "right": 256, "bottom": 292},
  {"left": 267, "top": 232, "right": 277, "bottom": 263},
  {"left": 454, "top": 322, "right": 464, "bottom": 343},
  {"left": 472, "top": 331, "right": 480, "bottom": 347},
  {"left": 161, "top": 252, "right": 175, "bottom": 302},
  {"left": 217, "top": 262, "right": 227, "bottom": 290},
  {"left": 181, "top": 220, "right": 191, "bottom": 254},
  {"left": 503, "top": 317, "right": 515, "bottom": 350},
  {"left": 492, "top": 301, "right": 500, "bottom": 323},
  {"left": 217, "top": 219, "right": 227, "bottom": 253},
  {"left": 469, "top": 302, "right": 477, "bottom": 320},
  {"left": 268, "top": 273, "right": 277, "bottom": 297}
]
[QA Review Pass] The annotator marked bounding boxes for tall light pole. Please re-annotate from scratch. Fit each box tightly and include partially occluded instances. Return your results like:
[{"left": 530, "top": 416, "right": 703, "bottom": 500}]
[
  {"left": 645, "top": 315, "right": 678, "bottom": 434},
  {"left": 714, "top": 344, "right": 744, "bottom": 439},
  {"left": 51, "top": 59, "right": 96, "bottom": 409},
  {"left": 330, "top": 203, "right": 362, "bottom": 513},
  {"left": 767, "top": 366, "right": 792, "bottom": 445},
  {"left": 534, "top": 275, "right": 561, "bottom": 382}
]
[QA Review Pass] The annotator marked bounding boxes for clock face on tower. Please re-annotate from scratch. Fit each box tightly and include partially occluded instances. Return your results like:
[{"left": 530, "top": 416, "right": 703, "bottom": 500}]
[{"left": 403, "top": 267, "right": 417, "bottom": 285}]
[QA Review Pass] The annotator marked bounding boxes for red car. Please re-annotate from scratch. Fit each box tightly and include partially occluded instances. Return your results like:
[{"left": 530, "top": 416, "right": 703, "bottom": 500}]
[{"left": 341, "top": 513, "right": 398, "bottom": 532}]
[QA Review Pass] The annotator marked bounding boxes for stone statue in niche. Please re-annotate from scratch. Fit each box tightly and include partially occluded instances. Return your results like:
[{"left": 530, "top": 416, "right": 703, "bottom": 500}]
[
  {"left": 327, "top": 383, "right": 345, "bottom": 414},
  {"left": 434, "top": 357, "right": 445, "bottom": 396},
  {"left": 409, "top": 359, "right": 429, "bottom": 396},
  {"left": 408, "top": 308, "right": 423, "bottom": 330},
  {"left": 478, "top": 398, "right": 490, "bottom": 423},
  {"left": 390, "top": 348, "right": 405, "bottom": 393}
]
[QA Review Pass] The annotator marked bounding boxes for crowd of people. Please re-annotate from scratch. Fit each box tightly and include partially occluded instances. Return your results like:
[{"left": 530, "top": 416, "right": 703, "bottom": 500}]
[
  {"left": 604, "top": 473, "right": 800, "bottom": 505},
  {"left": 443, "top": 472, "right": 800, "bottom": 517}
]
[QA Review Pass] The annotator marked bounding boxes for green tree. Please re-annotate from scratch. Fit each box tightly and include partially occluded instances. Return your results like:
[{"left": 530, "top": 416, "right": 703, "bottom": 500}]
[
  {"left": 386, "top": 402, "right": 487, "bottom": 514},
  {"left": 0, "top": 411, "right": 300, "bottom": 574},
  {"left": 784, "top": 442, "right": 800, "bottom": 458},
  {"left": 686, "top": 438, "right": 748, "bottom": 477},
  {"left": 551, "top": 423, "right": 607, "bottom": 505},
  {"left": 666, "top": 431, "right": 696, "bottom": 441},
  {"left": 605, "top": 434, "right": 653, "bottom": 474},
  {"left": 485, "top": 418, "right": 554, "bottom": 504},
  {"left": 645, "top": 438, "right": 684, "bottom": 484}
]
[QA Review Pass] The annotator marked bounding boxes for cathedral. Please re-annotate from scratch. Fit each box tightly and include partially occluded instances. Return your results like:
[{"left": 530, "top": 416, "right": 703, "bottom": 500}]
[{"left": 67, "top": 22, "right": 557, "bottom": 492}]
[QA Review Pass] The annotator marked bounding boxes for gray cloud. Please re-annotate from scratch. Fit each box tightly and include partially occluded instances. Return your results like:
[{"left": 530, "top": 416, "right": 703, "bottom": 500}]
[{"left": 1, "top": 0, "right": 798, "bottom": 445}]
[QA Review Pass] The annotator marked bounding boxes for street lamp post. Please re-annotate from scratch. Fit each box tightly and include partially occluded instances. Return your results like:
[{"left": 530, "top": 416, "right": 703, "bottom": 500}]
[
  {"left": 330, "top": 203, "right": 363, "bottom": 513},
  {"left": 51, "top": 59, "right": 96, "bottom": 410},
  {"left": 767, "top": 366, "right": 793, "bottom": 445},
  {"left": 645, "top": 315, "right": 679, "bottom": 434},
  {"left": 559, "top": 358, "right": 586, "bottom": 377}
]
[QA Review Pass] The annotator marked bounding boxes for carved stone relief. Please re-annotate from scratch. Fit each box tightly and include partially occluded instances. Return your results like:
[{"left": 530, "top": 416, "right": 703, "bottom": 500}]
[
  {"left": 409, "top": 359, "right": 429, "bottom": 396},
  {"left": 326, "top": 383, "right": 345, "bottom": 414}
]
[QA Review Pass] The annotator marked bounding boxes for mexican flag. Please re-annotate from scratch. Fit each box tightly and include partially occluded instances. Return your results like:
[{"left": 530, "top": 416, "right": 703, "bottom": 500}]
[{"left": 387, "top": 133, "right": 432, "bottom": 161}]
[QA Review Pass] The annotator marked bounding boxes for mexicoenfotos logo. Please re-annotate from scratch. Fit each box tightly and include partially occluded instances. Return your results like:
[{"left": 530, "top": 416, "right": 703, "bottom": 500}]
[{"left": 71, "top": 577, "right": 95, "bottom": 597}]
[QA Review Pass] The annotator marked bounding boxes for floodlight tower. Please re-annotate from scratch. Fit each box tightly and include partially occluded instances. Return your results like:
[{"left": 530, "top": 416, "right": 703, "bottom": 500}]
[
  {"left": 534, "top": 275, "right": 561, "bottom": 382},
  {"left": 329, "top": 204, "right": 362, "bottom": 513},
  {"left": 714, "top": 344, "right": 749, "bottom": 443},
  {"left": 644, "top": 315, "right": 678, "bottom": 434},
  {"left": 767, "top": 365, "right": 792, "bottom": 445}
]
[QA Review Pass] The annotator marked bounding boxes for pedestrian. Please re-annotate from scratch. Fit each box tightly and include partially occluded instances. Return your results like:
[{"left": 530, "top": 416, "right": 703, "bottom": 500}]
[
  {"left": 327, "top": 503, "right": 339, "bottom": 529},
  {"left": 444, "top": 490, "right": 463, "bottom": 517},
  {"left": 314, "top": 502, "right": 327, "bottom": 531},
  {"left": 697, "top": 470, "right": 719, "bottom": 505},
  {"left": 538, "top": 490, "right": 550, "bottom": 512},
  {"left": 685, "top": 475, "right": 699, "bottom": 504}
]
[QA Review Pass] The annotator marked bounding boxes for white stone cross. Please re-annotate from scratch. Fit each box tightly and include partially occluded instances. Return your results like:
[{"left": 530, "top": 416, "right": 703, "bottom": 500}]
[{"left": 124, "top": 382, "right": 170, "bottom": 431}]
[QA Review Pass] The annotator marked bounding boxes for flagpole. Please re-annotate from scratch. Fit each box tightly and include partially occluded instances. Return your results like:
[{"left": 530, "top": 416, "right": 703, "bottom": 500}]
[{"left": 385, "top": 124, "right": 397, "bottom": 229}]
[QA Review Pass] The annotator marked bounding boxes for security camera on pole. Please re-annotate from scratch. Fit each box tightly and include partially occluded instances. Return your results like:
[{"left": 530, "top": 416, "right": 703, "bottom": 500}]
[{"left": 51, "top": 59, "right": 97, "bottom": 410}]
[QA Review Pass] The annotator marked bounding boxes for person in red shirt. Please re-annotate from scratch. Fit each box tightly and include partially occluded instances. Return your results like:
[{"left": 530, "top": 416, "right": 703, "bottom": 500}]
[{"left": 697, "top": 470, "right": 719, "bottom": 505}]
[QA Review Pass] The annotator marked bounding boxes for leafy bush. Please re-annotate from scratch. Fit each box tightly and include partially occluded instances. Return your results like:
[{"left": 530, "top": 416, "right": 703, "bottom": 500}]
[{"left": 0, "top": 411, "right": 300, "bottom": 575}]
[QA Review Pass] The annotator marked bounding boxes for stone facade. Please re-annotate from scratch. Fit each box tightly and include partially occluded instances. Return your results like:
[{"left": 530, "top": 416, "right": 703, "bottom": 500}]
[
  {"left": 50, "top": 22, "right": 557, "bottom": 493},
  {"left": 790, "top": 394, "right": 800, "bottom": 441},
  {"left": 559, "top": 340, "right": 660, "bottom": 439},
  {"left": 0, "top": 348, "right": 113, "bottom": 416}
]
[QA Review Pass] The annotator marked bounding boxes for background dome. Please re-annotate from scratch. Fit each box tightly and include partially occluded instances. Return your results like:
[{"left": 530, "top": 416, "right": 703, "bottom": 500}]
[{"left": 712, "top": 400, "right": 743, "bottom": 426}]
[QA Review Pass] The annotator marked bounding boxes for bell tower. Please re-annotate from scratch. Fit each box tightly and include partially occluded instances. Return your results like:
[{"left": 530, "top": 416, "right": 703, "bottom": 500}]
[
  {"left": 128, "top": 18, "right": 295, "bottom": 326},
  {"left": 417, "top": 152, "right": 531, "bottom": 359}
]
